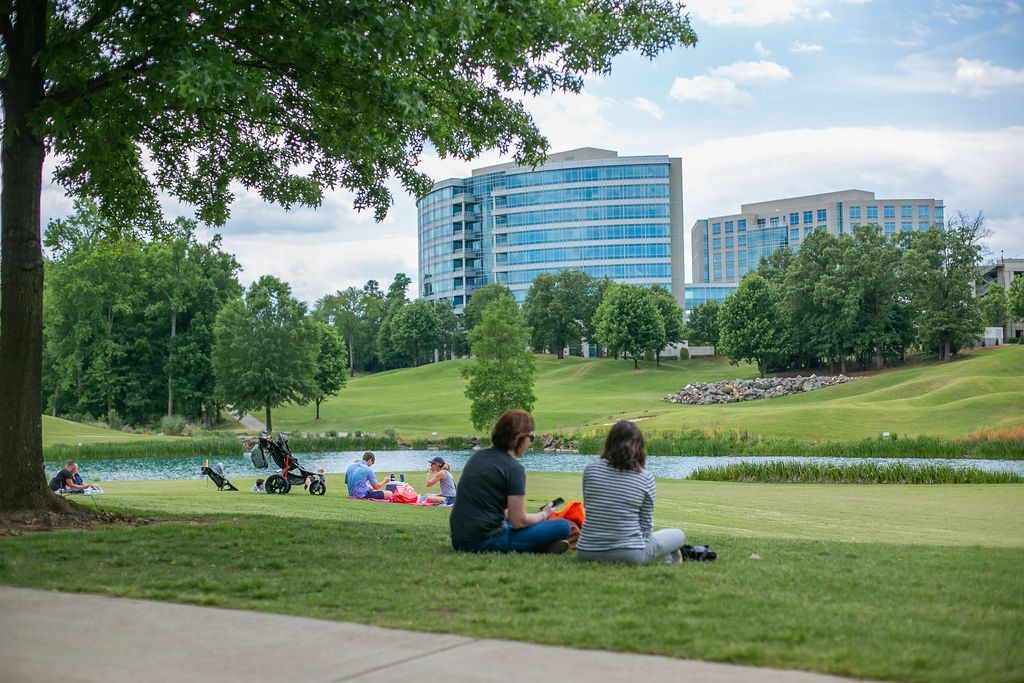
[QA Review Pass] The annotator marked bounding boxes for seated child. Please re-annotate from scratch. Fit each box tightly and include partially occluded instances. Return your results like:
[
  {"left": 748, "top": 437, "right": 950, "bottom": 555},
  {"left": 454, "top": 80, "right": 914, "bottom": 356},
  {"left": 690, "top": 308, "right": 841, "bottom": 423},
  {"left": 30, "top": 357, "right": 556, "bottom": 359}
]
[{"left": 251, "top": 478, "right": 265, "bottom": 492}]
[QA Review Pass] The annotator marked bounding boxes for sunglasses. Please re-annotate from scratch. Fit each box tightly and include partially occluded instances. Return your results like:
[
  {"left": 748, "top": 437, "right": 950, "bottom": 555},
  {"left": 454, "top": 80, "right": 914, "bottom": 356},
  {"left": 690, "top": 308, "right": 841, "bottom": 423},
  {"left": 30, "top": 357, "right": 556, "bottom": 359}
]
[{"left": 527, "top": 434, "right": 536, "bottom": 441}]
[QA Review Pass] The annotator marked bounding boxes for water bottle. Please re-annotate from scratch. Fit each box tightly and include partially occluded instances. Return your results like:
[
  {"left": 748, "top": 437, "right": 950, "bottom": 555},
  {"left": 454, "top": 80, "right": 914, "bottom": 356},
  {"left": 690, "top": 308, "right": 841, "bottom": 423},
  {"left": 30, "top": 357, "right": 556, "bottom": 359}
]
[
  {"left": 400, "top": 473, "right": 405, "bottom": 482},
  {"left": 390, "top": 472, "right": 395, "bottom": 482}
]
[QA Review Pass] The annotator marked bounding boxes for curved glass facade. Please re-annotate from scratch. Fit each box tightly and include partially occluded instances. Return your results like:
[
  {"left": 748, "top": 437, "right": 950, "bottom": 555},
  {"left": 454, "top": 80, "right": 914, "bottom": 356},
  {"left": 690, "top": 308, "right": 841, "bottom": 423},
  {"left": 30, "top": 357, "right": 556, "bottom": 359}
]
[{"left": 417, "top": 148, "right": 683, "bottom": 310}]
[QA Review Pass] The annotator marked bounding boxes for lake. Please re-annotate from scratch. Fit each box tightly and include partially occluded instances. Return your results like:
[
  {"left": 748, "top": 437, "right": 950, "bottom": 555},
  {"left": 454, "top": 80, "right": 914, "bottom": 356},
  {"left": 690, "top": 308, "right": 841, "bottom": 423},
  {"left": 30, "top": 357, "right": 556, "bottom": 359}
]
[{"left": 49, "top": 449, "right": 1024, "bottom": 483}]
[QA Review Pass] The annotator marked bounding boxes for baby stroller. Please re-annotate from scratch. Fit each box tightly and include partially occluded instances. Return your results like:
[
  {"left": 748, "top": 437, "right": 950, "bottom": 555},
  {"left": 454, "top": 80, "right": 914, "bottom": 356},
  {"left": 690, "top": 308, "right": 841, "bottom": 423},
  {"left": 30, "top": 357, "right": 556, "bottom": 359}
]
[
  {"left": 250, "top": 432, "right": 325, "bottom": 495},
  {"left": 201, "top": 462, "right": 239, "bottom": 491}
]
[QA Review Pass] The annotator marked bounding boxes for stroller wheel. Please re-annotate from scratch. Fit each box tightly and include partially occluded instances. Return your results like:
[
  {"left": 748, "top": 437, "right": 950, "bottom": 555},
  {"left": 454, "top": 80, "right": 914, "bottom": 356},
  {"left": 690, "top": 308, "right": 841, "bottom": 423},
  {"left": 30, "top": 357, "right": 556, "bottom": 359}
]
[
  {"left": 266, "top": 473, "right": 290, "bottom": 495},
  {"left": 309, "top": 480, "right": 326, "bottom": 496}
]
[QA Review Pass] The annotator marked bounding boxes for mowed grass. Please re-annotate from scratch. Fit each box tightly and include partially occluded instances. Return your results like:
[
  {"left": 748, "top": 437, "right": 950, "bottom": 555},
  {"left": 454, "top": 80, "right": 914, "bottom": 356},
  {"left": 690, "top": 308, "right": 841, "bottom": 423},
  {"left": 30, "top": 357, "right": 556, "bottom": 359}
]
[
  {"left": 1, "top": 475, "right": 1021, "bottom": 682},
  {"left": 274, "top": 346, "right": 1024, "bottom": 441},
  {"left": 41, "top": 415, "right": 172, "bottom": 448},
  {"left": 274, "top": 354, "right": 760, "bottom": 437}
]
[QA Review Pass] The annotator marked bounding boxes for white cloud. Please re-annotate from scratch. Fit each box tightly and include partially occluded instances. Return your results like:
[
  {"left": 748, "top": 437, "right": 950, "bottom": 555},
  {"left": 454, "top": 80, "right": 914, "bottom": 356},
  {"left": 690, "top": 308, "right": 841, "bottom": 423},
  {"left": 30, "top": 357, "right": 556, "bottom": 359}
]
[
  {"left": 670, "top": 60, "right": 792, "bottom": 109},
  {"left": 686, "top": 0, "right": 864, "bottom": 26},
  {"left": 953, "top": 57, "right": 1024, "bottom": 96},
  {"left": 789, "top": 41, "right": 824, "bottom": 52},
  {"left": 1007, "top": 2, "right": 1023, "bottom": 15},
  {"left": 670, "top": 75, "right": 754, "bottom": 107},
  {"left": 628, "top": 96, "right": 664, "bottom": 120},
  {"left": 709, "top": 60, "right": 794, "bottom": 83},
  {"left": 755, "top": 40, "right": 772, "bottom": 57},
  {"left": 676, "top": 126, "right": 1024, "bottom": 270}
]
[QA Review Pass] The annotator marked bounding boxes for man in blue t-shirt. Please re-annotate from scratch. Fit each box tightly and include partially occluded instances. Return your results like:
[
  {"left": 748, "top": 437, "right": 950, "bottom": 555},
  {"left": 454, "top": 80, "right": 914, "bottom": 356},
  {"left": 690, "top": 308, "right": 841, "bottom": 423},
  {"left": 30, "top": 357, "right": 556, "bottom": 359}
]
[{"left": 345, "top": 451, "right": 393, "bottom": 499}]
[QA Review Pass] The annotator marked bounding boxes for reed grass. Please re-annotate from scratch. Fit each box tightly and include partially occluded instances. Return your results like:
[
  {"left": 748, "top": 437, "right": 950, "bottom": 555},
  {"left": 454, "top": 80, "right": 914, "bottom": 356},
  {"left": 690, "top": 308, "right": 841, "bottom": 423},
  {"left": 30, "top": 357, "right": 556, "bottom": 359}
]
[
  {"left": 688, "top": 461, "right": 1024, "bottom": 484},
  {"left": 574, "top": 427, "right": 1024, "bottom": 460},
  {"left": 285, "top": 435, "right": 399, "bottom": 452},
  {"left": 43, "top": 437, "right": 245, "bottom": 461}
]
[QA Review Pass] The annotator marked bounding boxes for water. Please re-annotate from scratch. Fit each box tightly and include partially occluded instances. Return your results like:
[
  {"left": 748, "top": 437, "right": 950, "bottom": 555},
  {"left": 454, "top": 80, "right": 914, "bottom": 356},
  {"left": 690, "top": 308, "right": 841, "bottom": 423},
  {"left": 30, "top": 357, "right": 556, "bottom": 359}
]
[{"left": 50, "top": 449, "right": 1024, "bottom": 483}]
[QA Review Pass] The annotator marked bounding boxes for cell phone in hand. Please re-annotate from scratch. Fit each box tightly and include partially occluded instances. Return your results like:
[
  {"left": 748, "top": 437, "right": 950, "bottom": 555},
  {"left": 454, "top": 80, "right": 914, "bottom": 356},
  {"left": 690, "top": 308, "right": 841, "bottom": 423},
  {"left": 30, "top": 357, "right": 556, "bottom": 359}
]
[{"left": 540, "top": 497, "right": 565, "bottom": 511}]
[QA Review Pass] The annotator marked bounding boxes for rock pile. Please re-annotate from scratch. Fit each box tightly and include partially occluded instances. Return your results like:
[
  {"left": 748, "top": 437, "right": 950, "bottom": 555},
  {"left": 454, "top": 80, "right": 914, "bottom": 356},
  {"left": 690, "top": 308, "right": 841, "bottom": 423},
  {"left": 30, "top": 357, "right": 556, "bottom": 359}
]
[{"left": 663, "top": 375, "right": 857, "bottom": 405}]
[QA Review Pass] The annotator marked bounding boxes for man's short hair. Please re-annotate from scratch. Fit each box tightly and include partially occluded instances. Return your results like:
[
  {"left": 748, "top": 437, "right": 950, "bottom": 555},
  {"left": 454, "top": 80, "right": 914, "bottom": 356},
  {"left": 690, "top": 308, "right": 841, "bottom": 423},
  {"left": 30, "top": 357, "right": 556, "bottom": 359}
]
[
  {"left": 362, "top": 451, "right": 375, "bottom": 463},
  {"left": 64, "top": 459, "right": 76, "bottom": 468}
]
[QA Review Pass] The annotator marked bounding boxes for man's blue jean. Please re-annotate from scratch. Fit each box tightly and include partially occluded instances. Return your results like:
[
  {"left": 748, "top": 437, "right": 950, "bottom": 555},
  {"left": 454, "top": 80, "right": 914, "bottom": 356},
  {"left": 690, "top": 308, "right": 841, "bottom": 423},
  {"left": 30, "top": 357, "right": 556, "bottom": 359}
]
[{"left": 451, "top": 519, "right": 572, "bottom": 554}]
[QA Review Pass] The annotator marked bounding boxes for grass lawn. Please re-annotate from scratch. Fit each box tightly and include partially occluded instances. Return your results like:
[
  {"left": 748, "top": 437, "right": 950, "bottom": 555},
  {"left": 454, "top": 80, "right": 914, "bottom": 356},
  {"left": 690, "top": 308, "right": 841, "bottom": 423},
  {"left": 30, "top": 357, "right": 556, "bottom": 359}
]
[
  {"left": 2, "top": 475, "right": 1021, "bottom": 682},
  {"left": 272, "top": 346, "right": 1024, "bottom": 441}
]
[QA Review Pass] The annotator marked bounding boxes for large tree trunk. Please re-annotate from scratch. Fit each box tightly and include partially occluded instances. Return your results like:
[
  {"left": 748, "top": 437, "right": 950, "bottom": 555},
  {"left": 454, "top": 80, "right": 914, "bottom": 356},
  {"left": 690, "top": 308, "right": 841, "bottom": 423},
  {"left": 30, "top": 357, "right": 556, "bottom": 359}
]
[
  {"left": 167, "top": 311, "right": 176, "bottom": 416},
  {"left": 265, "top": 404, "right": 272, "bottom": 432},
  {"left": 0, "top": 0, "right": 57, "bottom": 511}
]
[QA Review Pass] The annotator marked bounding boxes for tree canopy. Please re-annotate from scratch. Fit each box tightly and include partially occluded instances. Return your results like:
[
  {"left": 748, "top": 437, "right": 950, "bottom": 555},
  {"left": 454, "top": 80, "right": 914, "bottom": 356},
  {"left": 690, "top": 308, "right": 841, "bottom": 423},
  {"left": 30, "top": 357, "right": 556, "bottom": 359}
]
[
  {"left": 461, "top": 297, "right": 536, "bottom": 433},
  {"left": 211, "top": 276, "right": 318, "bottom": 432},
  {"left": 2, "top": 0, "right": 695, "bottom": 509},
  {"left": 718, "top": 273, "right": 789, "bottom": 378}
]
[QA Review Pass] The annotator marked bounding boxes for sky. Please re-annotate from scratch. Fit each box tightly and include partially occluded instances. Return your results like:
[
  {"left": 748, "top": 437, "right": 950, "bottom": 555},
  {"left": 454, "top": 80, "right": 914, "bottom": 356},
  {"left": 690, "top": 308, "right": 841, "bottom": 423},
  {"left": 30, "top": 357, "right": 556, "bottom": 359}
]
[{"left": 41, "top": 0, "right": 1024, "bottom": 305}]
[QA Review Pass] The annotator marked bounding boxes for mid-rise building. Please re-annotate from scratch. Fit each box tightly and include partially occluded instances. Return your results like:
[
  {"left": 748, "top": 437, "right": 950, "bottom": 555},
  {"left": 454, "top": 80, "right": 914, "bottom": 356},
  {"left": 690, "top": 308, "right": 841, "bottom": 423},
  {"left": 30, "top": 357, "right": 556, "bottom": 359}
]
[
  {"left": 691, "top": 189, "right": 945, "bottom": 285},
  {"left": 976, "top": 257, "right": 1024, "bottom": 341},
  {"left": 417, "top": 148, "right": 684, "bottom": 311}
]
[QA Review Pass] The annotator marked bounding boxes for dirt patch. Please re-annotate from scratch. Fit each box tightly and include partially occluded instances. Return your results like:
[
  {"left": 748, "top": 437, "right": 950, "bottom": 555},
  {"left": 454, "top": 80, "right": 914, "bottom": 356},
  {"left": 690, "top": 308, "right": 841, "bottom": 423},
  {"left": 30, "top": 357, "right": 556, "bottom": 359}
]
[{"left": 0, "top": 505, "right": 221, "bottom": 538}]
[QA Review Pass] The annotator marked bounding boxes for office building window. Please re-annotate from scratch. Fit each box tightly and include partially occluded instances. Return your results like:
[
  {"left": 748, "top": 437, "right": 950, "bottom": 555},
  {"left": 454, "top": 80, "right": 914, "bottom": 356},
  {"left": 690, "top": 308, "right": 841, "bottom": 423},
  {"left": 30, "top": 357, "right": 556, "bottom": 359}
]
[
  {"left": 884, "top": 222, "right": 896, "bottom": 234},
  {"left": 737, "top": 219, "right": 746, "bottom": 231},
  {"left": 738, "top": 234, "right": 746, "bottom": 247},
  {"left": 713, "top": 238, "right": 721, "bottom": 249},
  {"left": 769, "top": 216, "right": 780, "bottom": 227},
  {"left": 790, "top": 212, "right": 799, "bottom": 225},
  {"left": 805, "top": 227, "right": 813, "bottom": 238},
  {"left": 713, "top": 253, "right": 722, "bottom": 280},
  {"left": 884, "top": 205, "right": 895, "bottom": 219},
  {"left": 918, "top": 205, "right": 929, "bottom": 218},
  {"left": 817, "top": 208, "right": 827, "bottom": 222},
  {"left": 712, "top": 222, "right": 721, "bottom": 235},
  {"left": 803, "top": 211, "right": 813, "bottom": 224},
  {"left": 867, "top": 206, "right": 878, "bottom": 219},
  {"left": 900, "top": 222, "right": 911, "bottom": 231},
  {"left": 725, "top": 236, "right": 734, "bottom": 248},
  {"left": 936, "top": 206, "right": 944, "bottom": 220},
  {"left": 790, "top": 228, "right": 800, "bottom": 241},
  {"left": 901, "top": 205, "right": 912, "bottom": 218},
  {"left": 725, "top": 221, "right": 734, "bottom": 233},
  {"left": 757, "top": 218, "right": 766, "bottom": 227},
  {"left": 919, "top": 221, "right": 929, "bottom": 231},
  {"left": 849, "top": 206, "right": 861, "bottom": 219}
]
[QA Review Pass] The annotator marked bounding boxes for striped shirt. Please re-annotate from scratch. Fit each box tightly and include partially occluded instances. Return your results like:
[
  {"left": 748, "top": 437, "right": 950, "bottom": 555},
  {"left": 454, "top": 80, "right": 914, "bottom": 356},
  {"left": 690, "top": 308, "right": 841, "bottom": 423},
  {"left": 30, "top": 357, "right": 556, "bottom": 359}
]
[{"left": 576, "top": 458, "right": 656, "bottom": 551}]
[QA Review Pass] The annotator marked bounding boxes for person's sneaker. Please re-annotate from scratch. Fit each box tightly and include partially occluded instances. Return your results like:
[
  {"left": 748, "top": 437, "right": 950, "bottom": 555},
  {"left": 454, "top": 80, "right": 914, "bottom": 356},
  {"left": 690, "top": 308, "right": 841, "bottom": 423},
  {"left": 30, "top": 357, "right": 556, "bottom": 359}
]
[{"left": 540, "top": 539, "right": 570, "bottom": 555}]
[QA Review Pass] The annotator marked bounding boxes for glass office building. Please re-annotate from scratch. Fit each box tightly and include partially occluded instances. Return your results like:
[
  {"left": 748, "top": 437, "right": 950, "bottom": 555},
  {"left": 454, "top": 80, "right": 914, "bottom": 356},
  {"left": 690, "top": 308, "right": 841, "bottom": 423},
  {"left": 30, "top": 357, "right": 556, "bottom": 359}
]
[
  {"left": 691, "top": 190, "right": 944, "bottom": 285},
  {"left": 417, "top": 148, "right": 684, "bottom": 311}
]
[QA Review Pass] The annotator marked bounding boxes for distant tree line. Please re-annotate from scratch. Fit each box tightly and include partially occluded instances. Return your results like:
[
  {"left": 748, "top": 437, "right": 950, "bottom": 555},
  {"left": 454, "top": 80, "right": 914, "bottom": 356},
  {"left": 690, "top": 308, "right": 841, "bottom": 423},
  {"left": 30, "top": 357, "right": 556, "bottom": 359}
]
[
  {"left": 42, "top": 204, "right": 686, "bottom": 431},
  {"left": 685, "top": 214, "right": 1012, "bottom": 376}
]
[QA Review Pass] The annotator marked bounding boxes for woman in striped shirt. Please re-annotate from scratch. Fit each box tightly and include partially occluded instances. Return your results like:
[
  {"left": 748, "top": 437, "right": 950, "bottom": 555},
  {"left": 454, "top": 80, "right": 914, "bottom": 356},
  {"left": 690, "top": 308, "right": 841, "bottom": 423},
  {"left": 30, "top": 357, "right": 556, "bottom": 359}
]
[{"left": 576, "top": 420, "right": 686, "bottom": 564}]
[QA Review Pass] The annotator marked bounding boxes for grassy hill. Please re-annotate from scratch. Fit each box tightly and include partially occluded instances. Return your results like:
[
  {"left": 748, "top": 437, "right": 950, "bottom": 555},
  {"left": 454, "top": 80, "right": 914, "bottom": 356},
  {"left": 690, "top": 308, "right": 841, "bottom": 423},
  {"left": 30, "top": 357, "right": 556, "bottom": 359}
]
[{"left": 272, "top": 346, "right": 1024, "bottom": 441}]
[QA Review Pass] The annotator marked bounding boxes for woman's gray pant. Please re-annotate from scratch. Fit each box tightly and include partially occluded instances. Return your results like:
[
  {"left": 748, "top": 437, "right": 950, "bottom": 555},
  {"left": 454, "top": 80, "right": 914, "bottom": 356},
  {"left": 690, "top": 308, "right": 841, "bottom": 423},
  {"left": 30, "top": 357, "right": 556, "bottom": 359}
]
[{"left": 576, "top": 528, "right": 686, "bottom": 565}]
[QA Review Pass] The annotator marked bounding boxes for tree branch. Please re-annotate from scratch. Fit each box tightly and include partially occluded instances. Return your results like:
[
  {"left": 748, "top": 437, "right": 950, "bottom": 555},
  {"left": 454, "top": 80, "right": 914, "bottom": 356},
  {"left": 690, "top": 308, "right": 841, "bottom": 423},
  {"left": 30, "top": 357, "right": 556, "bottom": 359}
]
[{"left": 46, "top": 49, "right": 155, "bottom": 107}]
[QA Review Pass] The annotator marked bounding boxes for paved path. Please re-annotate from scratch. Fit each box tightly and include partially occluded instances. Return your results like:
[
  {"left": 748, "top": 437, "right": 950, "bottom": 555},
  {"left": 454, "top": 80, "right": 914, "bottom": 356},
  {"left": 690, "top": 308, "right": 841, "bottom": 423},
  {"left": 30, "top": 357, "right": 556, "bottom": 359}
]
[{"left": 0, "top": 586, "right": 856, "bottom": 682}]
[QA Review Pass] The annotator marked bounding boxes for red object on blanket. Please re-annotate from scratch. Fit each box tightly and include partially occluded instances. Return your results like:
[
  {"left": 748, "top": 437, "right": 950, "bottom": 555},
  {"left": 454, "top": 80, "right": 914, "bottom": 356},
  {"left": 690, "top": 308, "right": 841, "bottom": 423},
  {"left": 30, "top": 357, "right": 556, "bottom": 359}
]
[{"left": 391, "top": 483, "right": 419, "bottom": 504}]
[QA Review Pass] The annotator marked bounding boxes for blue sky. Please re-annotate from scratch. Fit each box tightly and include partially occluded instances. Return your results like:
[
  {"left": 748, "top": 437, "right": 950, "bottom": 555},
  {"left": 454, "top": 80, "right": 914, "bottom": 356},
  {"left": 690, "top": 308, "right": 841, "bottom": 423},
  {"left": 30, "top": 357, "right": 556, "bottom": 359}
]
[{"left": 42, "top": 0, "right": 1024, "bottom": 304}]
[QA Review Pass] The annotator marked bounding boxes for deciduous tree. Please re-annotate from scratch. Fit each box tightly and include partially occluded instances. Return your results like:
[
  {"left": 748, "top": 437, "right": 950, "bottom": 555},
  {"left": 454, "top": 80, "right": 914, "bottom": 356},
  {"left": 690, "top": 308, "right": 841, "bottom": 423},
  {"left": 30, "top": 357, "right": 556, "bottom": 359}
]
[
  {"left": 461, "top": 297, "right": 535, "bottom": 433},
  {"left": 592, "top": 283, "right": 665, "bottom": 369},
  {"left": 718, "top": 273, "right": 789, "bottom": 378},
  {"left": 978, "top": 284, "right": 1007, "bottom": 328},
  {"left": 683, "top": 300, "right": 721, "bottom": 348},
  {"left": 310, "top": 322, "right": 348, "bottom": 421},
  {"left": 901, "top": 214, "right": 986, "bottom": 360},
  {"left": 212, "top": 276, "right": 317, "bottom": 432},
  {"left": 0, "top": 0, "right": 695, "bottom": 510}
]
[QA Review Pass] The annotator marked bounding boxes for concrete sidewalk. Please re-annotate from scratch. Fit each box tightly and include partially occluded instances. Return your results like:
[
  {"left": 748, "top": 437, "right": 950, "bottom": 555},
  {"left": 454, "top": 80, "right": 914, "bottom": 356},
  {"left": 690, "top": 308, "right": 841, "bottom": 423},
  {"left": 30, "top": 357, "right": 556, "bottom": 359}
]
[{"left": 0, "top": 586, "right": 854, "bottom": 682}]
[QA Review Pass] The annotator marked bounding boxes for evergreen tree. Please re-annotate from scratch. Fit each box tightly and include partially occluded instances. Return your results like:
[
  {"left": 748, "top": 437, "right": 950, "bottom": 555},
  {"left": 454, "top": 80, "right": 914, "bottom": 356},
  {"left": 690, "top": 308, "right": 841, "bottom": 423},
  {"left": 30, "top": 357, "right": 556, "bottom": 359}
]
[{"left": 310, "top": 322, "right": 348, "bottom": 420}]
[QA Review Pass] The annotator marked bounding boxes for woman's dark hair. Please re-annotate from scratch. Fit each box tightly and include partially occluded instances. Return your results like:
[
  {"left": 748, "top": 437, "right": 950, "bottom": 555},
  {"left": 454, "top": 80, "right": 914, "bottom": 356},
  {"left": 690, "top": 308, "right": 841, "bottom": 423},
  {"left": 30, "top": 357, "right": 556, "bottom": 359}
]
[
  {"left": 491, "top": 409, "right": 535, "bottom": 452},
  {"left": 601, "top": 420, "right": 646, "bottom": 472}
]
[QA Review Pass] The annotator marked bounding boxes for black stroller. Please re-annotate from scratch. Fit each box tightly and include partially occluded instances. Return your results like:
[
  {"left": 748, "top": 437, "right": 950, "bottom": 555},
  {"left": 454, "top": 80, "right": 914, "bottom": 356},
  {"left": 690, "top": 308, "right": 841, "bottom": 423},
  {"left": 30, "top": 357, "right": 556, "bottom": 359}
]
[
  {"left": 250, "top": 432, "right": 326, "bottom": 495},
  {"left": 201, "top": 462, "right": 239, "bottom": 491}
]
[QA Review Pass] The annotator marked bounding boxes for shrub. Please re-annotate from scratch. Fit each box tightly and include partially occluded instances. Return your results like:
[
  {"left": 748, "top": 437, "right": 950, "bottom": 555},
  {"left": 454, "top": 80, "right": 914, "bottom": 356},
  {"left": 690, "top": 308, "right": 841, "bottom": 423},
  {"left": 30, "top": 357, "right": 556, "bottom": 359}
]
[
  {"left": 678, "top": 347, "right": 690, "bottom": 360},
  {"left": 160, "top": 414, "right": 188, "bottom": 436}
]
